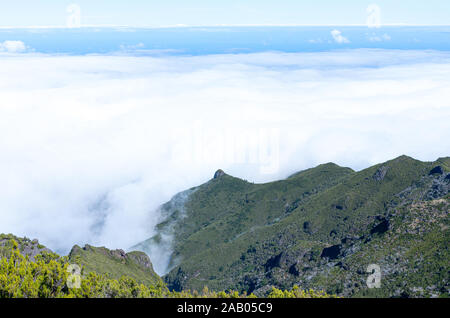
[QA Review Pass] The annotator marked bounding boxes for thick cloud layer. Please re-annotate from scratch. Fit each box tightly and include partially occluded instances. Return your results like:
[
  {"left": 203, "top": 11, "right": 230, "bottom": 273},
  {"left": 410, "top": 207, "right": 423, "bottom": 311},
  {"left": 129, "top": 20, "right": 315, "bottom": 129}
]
[{"left": 0, "top": 49, "right": 449, "bottom": 273}]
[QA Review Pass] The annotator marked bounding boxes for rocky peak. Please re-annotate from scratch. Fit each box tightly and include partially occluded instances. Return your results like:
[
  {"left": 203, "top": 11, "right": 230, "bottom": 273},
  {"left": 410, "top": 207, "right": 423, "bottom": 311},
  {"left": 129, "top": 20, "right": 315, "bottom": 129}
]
[
  {"left": 127, "top": 251, "right": 154, "bottom": 270},
  {"left": 214, "top": 169, "right": 225, "bottom": 179},
  {"left": 111, "top": 248, "right": 127, "bottom": 260}
]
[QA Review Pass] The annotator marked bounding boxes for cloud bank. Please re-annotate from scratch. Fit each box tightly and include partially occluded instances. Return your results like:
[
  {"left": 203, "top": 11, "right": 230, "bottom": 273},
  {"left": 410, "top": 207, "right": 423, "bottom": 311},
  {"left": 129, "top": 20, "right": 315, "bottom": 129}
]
[{"left": 0, "top": 49, "right": 449, "bottom": 274}]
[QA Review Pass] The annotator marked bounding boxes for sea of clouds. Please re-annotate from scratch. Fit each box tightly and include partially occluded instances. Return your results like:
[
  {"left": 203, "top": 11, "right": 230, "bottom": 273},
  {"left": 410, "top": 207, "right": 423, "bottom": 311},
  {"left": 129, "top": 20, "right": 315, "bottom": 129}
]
[{"left": 1, "top": 48, "right": 449, "bottom": 274}]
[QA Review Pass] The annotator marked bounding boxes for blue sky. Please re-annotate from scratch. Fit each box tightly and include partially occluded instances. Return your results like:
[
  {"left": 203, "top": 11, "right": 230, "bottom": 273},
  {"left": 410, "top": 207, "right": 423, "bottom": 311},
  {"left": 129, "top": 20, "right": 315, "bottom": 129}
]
[{"left": 1, "top": 0, "right": 450, "bottom": 27}]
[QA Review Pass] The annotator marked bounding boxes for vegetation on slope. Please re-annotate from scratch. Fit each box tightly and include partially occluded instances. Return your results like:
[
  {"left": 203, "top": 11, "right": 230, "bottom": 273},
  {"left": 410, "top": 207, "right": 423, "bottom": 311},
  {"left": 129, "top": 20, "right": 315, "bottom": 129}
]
[
  {"left": 0, "top": 235, "right": 334, "bottom": 298},
  {"left": 1, "top": 156, "right": 448, "bottom": 298},
  {"left": 137, "top": 156, "right": 449, "bottom": 297},
  {"left": 68, "top": 244, "right": 162, "bottom": 287}
]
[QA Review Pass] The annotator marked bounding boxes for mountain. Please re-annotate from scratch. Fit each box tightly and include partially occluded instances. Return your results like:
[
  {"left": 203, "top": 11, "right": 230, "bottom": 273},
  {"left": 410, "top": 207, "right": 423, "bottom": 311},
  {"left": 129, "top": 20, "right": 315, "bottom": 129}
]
[
  {"left": 135, "top": 155, "right": 450, "bottom": 297},
  {"left": 68, "top": 244, "right": 162, "bottom": 287},
  {"left": 1, "top": 155, "right": 448, "bottom": 298},
  {"left": 0, "top": 233, "right": 163, "bottom": 290},
  {"left": 0, "top": 234, "right": 54, "bottom": 261},
  {"left": 0, "top": 234, "right": 333, "bottom": 298}
]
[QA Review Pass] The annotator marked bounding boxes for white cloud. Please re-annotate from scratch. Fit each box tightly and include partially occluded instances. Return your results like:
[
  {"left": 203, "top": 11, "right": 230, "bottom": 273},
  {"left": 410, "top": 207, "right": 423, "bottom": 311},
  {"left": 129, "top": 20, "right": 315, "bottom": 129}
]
[
  {"left": 331, "top": 29, "right": 350, "bottom": 44},
  {"left": 119, "top": 42, "right": 145, "bottom": 51},
  {"left": 0, "top": 50, "right": 449, "bottom": 274},
  {"left": 369, "top": 33, "right": 391, "bottom": 42},
  {"left": 0, "top": 40, "right": 27, "bottom": 53}
]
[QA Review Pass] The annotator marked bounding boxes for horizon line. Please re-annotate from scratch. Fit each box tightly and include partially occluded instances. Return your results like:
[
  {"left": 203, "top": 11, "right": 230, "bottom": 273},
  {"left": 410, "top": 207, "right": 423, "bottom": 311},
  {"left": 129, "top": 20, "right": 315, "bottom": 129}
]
[{"left": 1, "top": 23, "right": 450, "bottom": 30}]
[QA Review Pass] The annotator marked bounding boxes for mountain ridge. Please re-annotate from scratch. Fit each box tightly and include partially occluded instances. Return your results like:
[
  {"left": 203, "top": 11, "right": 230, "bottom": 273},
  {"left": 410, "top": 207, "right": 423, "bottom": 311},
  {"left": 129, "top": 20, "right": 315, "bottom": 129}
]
[
  {"left": 1, "top": 155, "right": 448, "bottom": 297},
  {"left": 135, "top": 155, "right": 449, "bottom": 297}
]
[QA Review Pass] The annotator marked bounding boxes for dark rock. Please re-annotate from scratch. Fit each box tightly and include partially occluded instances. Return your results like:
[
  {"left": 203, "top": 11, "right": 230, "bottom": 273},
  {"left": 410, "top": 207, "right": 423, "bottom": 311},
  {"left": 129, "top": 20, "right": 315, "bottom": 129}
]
[
  {"left": 244, "top": 276, "right": 259, "bottom": 294},
  {"left": 335, "top": 205, "right": 344, "bottom": 210},
  {"left": 445, "top": 174, "right": 450, "bottom": 182},
  {"left": 373, "top": 166, "right": 389, "bottom": 181},
  {"left": 429, "top": 166, "right": 443, "bottom": 175},
  {"left": 320, "top": 244, "right": 341, "bottom": 260},
  {"left": 424, "top": 178, "right": 449, "bottom": 200},
  {"left": 264, "top": 253, "right": 283, "bottom": 271},
  {"left": 213, "top": 169, "right": 225, "bottom": 179},
  {"left": 303, "top": 221, "right": 312, "bottom": 234},
  {"left": 370, "top": 218, "right": 390, "bottom": 235},
  {"left": 288, "top": 263, "right": 300, "bottom": 276}
]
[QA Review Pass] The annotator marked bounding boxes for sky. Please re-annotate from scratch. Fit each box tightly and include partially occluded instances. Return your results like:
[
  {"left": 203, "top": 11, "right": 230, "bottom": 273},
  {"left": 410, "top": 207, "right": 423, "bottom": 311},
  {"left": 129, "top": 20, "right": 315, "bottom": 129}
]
[{"left": 0, "top": 0, "right": 450, "bottom": 28}]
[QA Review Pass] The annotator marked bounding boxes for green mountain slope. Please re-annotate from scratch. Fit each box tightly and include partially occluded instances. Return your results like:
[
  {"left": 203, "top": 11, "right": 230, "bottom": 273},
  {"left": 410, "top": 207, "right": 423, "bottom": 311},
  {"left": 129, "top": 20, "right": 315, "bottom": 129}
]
[
  {"left": 0, "top": 234, "right": 334, "bottom": 298},
  {"left": 1, "top": 234, "right": 163, "bottom": 289},
  {"left": 136, "top": 156, "right": 449, "bottom": 297},
  {"left": 68, "top": 245, "right": 162, "bottom": 287},
  {"left": 134, "top": 163, "right": 353, "bottom": 270}
]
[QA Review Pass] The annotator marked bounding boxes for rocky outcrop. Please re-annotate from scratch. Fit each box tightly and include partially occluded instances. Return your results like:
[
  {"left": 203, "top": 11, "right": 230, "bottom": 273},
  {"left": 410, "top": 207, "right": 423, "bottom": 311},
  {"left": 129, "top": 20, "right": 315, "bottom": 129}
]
[
  {"left": 424, "top": 175, "right": 449, "bottom": 200},
  {"left": 370, "top": 218, "right": 390, "bottom": 235},
  {"left": 110, "top": 248, "right": 127, "bottom": 260},
  {"left": 373, "top": 166, "right": 389, "bottom": 181},
  {"left": 264, "top": 252, "right": 284, "bottom": 271},
  {"left": 214, "top": 169, "right": 225, "bottom": 179},
  {"left": 320, "top": 244, "right": 341, "bottom": 260},
  {"left": 0, "top": 235, "right": 52, "bottom": 261},
  {"left": 303, "top": 221, "right": 312, "bottom": 234},
  {"left": 68, "top": 244, "right": 162, "bottom": 286},
  {"left": 127, "top": 251, "right": 155, "bottom": 271},
  {"left": 429, "top": 166, "right": 443, "bottom": 175}
]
